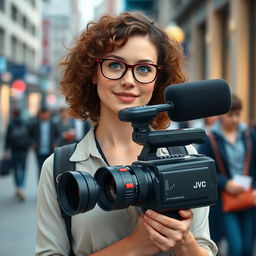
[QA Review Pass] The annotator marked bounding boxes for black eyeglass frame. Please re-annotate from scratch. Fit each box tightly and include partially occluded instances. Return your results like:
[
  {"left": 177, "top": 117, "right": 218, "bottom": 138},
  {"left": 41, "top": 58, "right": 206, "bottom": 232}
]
[{"left": 96, "top": 58, "right": 163, "bottom": 84}]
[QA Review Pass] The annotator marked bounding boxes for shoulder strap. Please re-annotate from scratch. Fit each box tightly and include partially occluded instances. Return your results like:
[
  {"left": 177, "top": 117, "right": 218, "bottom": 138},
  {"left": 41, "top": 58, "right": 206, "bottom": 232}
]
[
  {"left": 243, "top": 128, "right": 252, "bottom": 176},
  {"left": 54, "top": 143, "right": 77, "bottom": 185},
  {"left": 53, "top": 143, "right": 77, "bottom": 256},
  {"left": 208, "top": 133, "right": 227, "bottom": 176}
]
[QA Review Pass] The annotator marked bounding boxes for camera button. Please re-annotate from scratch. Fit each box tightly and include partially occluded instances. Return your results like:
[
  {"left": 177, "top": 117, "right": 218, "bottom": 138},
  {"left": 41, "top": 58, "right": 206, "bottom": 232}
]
[{"left": 125, "top": 183, "right": 135, "bottom": 189}]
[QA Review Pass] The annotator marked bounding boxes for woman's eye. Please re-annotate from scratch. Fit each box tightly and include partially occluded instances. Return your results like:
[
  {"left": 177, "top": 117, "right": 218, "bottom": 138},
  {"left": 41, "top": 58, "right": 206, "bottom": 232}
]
[
  {"left": 137, "top": 65, "right": 151, "bottom": 73},
  {"left": 109, "top": 62, "right": 123, "bottom": 70}
]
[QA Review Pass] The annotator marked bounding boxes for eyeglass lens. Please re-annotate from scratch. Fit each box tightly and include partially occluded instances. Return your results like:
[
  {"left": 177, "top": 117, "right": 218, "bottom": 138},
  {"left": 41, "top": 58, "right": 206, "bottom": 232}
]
[{"left": 101, "top": 59, "right": 158, "bottom": 83}]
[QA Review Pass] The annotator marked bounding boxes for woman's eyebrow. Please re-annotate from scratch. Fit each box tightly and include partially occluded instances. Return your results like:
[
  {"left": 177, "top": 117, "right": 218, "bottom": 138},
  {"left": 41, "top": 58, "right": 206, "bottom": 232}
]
[
  {"left": 106, "top": 55, "right": 124, "bottom": 60},
  {"left": 105, "top": 55, "right": 155, "bottom": 64}
]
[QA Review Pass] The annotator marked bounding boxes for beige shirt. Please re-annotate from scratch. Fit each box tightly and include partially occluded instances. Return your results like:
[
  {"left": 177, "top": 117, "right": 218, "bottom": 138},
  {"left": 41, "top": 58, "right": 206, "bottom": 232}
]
[{"left": 35, "top": 127, "right": 218, "bottom": 256}]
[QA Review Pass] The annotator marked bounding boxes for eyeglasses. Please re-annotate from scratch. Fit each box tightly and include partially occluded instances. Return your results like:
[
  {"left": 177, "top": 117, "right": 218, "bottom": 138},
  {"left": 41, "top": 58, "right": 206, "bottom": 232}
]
[{"left": 96, "top": 58, "right": 163, "bottom": 84}]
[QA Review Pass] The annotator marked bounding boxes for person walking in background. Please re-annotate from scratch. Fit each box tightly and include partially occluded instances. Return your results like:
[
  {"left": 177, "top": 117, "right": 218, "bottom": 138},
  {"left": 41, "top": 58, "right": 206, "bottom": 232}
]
[
  {"left": 56, "top": 107, "right": 91, "bottom": 146},
  {"left": 3, "top": 108, "right": 32, "bottom": 201},
  {"left": 73, "top": 118, "right": 91, "bottom": 142},
  {"left": 56, "top": 107, "right": 76, "bottom": 146},
  {"left": 198, "top": 94, "right": 256, "bottom": 256},
  {"left": 203, "top": 116, "right": 218, "bottom": 134},
  {"left": 29, "top": 107, "right": 60, "bottom": 179}
]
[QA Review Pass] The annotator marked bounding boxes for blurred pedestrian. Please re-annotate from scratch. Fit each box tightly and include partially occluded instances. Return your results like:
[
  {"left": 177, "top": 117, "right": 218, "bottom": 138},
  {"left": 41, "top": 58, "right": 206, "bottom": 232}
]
[
  {"left": 73, "top": 118, "right": 91, "bottom": 142},
  {"left": 3, "top": 108, "right": 32, "bottom": 201},
  {"left": 56, "top": 107, "right": 91, "bottom": 146},
  {"left": 203, "top": 116, "right": 218, "bottom": 134},
  {"left": 29, "top": 107, "right": 60, "bottom": 179},
  {"left": 198, "top": 94, "right": 256, "bottom": 256},
  {"left": 56, "top": 107, "right": 76, "bottom": 146}
]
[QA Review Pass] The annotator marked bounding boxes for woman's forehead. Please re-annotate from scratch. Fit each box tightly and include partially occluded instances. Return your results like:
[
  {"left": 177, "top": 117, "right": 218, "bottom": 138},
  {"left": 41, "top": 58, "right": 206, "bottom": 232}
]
[{"left": 104, "top": 35, "right": 158, "bottom": 63}]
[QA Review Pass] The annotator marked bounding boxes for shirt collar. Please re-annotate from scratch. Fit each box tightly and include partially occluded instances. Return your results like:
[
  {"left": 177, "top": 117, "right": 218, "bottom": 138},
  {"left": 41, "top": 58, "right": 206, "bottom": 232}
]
[{"left": 69, "top": 126, "right": 102, "bottom": 162}]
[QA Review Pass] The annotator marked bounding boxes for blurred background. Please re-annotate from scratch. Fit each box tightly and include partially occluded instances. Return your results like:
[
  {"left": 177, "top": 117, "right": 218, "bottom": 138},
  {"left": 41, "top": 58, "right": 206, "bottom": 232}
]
[
  {"left": 1, "top": 0, "right": 256, "bottom": 137},
  {"left": 0, "top": 0, "right": 255, "bottom": 255}
]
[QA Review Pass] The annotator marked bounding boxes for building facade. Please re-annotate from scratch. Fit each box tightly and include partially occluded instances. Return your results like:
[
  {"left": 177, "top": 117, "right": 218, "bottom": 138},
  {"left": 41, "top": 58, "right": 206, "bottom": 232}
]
[
  {"left": 41, "top": 0, "right": 80, "bottom": 107},
  {"left": 155, "top": 0, "right": 256, "bottom": 124},
  {"left": 0, "top": 0, "right": 42, "bottom": 132}
]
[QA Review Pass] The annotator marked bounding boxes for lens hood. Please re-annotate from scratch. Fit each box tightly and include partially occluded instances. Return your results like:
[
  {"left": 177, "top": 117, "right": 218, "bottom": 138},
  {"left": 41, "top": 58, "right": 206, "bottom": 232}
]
[{"left": 57, "top": 171, "right": 99, "bottom": 216}]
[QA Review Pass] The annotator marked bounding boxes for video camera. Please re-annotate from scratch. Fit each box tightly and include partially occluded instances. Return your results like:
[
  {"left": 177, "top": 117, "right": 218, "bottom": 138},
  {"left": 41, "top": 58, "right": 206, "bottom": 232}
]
[{"left": 57, "top": 79, "right": 231, "bottom": 218}]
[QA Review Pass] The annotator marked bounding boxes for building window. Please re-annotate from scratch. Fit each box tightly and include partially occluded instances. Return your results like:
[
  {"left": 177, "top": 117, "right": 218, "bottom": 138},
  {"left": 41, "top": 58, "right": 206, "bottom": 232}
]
[
  {"left": 11, "top": 4, "right": 18, "bottom": 22},
  {"left": 219, "top": 5, "right": 230, "bottom": 82},
  {"left": 30, "top": 48, "right": 35, "bottom": 68},
  {"left": 0, "top": 28, "right": 4, "bottom": 55},
  {"left": 0, "top": 0, "right": 5, "bottom": 11},
  {"left": 22, "top": 43, "right": 27, "bottom": 65},
  {"left": 31, "top": 24, "right": 36, "bottom": 36},
  {"left": 11, "top": 36, "right": 17, "bottom": 61},
  {"left": 22, "top": 16, "right": 27, "bottom": 29}
]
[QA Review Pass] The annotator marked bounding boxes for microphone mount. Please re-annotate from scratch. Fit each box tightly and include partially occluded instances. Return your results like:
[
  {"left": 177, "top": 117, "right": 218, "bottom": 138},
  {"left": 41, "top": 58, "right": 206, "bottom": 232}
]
[{"left": 118, "top": 104, "right": 206, "bottom": 161}]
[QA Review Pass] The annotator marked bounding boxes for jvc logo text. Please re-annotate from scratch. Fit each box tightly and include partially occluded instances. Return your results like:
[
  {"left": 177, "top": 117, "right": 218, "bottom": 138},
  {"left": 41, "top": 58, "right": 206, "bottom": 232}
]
[{"left": 193, "top": 181, "right": 207, "bottom": 189}]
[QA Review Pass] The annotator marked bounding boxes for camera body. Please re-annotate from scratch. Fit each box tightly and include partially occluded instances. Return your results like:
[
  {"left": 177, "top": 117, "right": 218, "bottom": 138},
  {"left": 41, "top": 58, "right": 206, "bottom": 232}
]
[
  {"left": 136, "top": 154, "right": 217, "bottom": 212},
  {"left": 94, "top": 154, "right": 217, "bottom": 218},
  {"left": 57, "top": 103, "right": 218, "bottom": 217}
]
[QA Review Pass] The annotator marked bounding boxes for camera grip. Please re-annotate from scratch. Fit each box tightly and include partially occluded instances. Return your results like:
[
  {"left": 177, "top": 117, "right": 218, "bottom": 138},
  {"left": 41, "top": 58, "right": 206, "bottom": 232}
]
[
  {"left": 160, "top": 210, "right": 181, "bottom": 220},
  {"left": 142, "top": 208, "right": 181, "bottom": 220}
]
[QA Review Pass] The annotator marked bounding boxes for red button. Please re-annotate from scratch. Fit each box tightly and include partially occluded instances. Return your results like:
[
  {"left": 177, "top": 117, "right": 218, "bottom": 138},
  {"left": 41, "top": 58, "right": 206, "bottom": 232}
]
[
  {"left": 125, "top": 183, "right": 134, "bottom": 189},
  {"left": 119, "top": 168, "right": 128, "bottom": 172}
]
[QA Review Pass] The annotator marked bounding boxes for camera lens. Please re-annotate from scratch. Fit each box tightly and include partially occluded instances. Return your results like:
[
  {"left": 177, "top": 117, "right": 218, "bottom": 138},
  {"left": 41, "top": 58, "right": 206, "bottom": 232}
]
[
  {"left": 65, "top": 175, "right": 79, "bottom": 211},
  {"left": 95, "top": 166, "right": 138, "bottom": 211},
  {"left": 57, "top": 171, "right": 99, "bottom": 216},
  {"left": 104, "top": 172, "right": 117, "bottom": 202}
]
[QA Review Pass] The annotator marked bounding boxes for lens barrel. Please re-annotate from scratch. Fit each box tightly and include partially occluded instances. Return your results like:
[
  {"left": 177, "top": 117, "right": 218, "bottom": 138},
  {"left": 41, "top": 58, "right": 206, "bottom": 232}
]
[
  {"left": 95, "top": 165, "right": 154, "bottom": 211},
  {"left": 57, "top": 165, "right": 155, "bottom": 215},
  {"left": 94, "top": 166, "right": 137, "bottom": 210},
  {"left": 57, "top": 171, "right": 99, "bottom": 216}
]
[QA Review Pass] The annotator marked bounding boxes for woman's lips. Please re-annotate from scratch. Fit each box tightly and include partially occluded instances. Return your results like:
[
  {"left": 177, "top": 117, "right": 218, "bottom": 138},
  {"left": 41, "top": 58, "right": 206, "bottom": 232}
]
[{"left": 114, "top": 92, "right": 138, "bottom": 103}]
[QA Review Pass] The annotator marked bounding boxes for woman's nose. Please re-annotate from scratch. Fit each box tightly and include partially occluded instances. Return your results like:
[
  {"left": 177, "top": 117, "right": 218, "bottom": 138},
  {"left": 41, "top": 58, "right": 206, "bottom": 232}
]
[{"left": 120, "top": 68, "right": 136, "bottom": 87}]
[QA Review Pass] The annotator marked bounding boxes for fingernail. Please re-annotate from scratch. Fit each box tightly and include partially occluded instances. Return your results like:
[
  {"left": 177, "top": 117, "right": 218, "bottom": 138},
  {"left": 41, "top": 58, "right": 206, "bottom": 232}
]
[{"left": 146, "top": 210, "right": 152, "bottom": 216}]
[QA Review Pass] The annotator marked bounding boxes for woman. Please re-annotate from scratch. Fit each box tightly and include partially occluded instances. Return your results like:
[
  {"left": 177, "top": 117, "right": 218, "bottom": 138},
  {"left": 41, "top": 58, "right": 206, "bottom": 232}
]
[
  {"left": 35, "top": 12, "right": 217, "bottom": 256},
  {"left": 198, "top": 94, "right": 256, "bottom": 256}
]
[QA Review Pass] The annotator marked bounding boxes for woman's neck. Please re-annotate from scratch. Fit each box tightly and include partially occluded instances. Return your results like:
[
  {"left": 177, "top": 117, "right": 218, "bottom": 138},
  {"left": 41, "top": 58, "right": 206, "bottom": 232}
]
[
  {"left": 96, "top": 119, "right": 134, "bottom": 147},
  {"left": 95, "top": 111, "right": 143, "bottom": 165}
]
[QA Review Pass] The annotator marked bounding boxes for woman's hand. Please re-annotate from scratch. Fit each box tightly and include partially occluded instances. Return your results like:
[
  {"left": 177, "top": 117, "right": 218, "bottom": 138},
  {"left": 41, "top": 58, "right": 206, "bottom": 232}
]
[
  {"left": 127, "top": 214, "right": 161, "bottom": 256},
  {"left": 225, "top": 180, "right": 245, "bottom": 195},
  {"left": 142, "top": 209, "right": 192, "bottom": 252},
  {"left": 252, "top": 189, "right": 256, "bottom": 206},
  {"left": 92, "top": 210, "right": 208, "bottom": 256}
]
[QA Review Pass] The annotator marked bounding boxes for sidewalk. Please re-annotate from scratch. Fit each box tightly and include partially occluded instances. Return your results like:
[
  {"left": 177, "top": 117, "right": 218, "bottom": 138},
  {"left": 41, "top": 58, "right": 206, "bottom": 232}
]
[{"left": 0, "top": 150, "right": 38, "bottom": 256}]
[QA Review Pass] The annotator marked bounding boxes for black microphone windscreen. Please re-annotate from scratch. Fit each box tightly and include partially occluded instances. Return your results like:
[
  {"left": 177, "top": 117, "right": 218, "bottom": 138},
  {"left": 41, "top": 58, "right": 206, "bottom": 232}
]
[{"left": 164, "top": 79, "right": 231, "bottom": 122}]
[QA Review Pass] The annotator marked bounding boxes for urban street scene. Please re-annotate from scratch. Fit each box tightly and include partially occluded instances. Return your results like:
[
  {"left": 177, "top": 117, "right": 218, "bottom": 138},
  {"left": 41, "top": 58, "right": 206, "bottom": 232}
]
[{"left": 0, "top": 0, "right": 256, "bottom": 256}]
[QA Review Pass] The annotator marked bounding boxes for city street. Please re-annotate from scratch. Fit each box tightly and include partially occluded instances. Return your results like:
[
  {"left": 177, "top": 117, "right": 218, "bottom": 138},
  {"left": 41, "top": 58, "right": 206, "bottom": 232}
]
[
  {"left": 0, "top": 147, "right": 256, "bottom": 256},
  {"left": 0, "top": 149, "right": 38, "bottom": 256}
]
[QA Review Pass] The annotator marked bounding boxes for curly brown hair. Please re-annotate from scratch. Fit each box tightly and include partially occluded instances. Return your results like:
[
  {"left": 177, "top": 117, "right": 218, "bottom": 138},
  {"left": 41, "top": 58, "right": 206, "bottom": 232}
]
[{"left": 60, "top": 11, "right": 187, "bottom": 129}]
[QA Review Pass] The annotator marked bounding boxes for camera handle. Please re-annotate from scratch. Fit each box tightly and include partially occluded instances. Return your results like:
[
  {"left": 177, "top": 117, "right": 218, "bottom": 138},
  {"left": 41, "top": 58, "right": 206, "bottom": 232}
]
[{"left": 118, "top": 104, "right": 206, "bottom": 161}]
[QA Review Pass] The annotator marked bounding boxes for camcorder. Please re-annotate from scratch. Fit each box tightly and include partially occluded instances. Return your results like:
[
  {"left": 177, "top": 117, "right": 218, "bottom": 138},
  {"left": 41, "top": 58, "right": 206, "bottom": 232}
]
[{"left": 57, "top": 79, "right": 231, "bottom": 218}]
